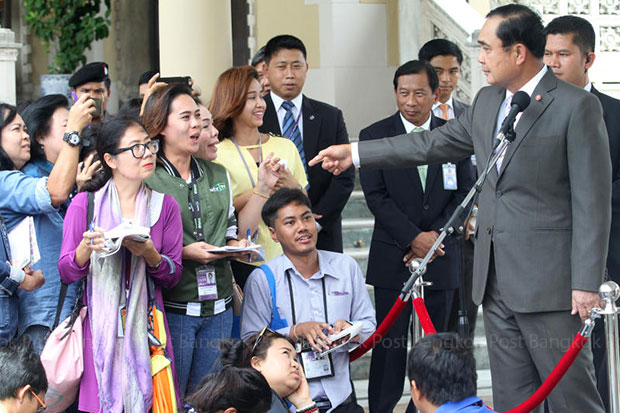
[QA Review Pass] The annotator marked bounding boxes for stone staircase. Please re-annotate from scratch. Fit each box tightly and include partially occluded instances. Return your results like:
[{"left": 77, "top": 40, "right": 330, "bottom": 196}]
[{"left": 341, "top": 169, "right": 492, "bottom": 407}]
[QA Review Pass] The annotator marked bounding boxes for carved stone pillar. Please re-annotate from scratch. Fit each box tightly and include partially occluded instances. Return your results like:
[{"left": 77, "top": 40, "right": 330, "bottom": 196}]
[{"left": 0, "top": 28, "right": 20, "bottom": 105}]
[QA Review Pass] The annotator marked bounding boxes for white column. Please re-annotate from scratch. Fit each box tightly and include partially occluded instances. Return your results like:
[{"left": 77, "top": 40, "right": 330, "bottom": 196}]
[
  {"left": 0, "top": 29, "right": 20, "bottom": 105},
  {"left": 158, "top": 0, "right": 233, "bottom": 99}
]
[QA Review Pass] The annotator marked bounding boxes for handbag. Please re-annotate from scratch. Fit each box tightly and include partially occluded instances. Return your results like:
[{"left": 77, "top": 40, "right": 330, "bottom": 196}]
[{"left": 40, "top": 192, "right": 93, "bottom": 412}]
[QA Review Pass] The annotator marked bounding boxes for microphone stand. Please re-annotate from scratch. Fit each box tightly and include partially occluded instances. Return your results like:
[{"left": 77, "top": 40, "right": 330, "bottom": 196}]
[{"left": 400, "top": 123, "right": 518, "bottom": 314}]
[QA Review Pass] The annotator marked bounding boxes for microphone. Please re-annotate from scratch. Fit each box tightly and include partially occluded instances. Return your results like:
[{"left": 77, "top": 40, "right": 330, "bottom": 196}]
[{"left": 493, "top": 91, "right": 531, "bottom": 149}]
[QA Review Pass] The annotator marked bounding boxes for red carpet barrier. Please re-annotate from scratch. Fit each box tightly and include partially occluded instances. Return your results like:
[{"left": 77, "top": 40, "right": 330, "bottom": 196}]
[{"left": 350, "top": 295, "right": 593, "bottom": 413}]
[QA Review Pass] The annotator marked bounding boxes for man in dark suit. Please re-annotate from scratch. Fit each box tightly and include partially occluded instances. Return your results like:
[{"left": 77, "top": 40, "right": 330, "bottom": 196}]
[
  {"left": 361, "top": 60, "right": 475, "bottom": 413},
  {"left": 311, "top": 5, "right": 609, "bottom": 412},
  {"left": 419, "top": 38, "right": 479, "bottom": 336},
  {"left": 259, "top": 34, "right": 354, "bottom": 253},
  {"left": 544, "top": 15, "right": 620, "bottom": 411}
]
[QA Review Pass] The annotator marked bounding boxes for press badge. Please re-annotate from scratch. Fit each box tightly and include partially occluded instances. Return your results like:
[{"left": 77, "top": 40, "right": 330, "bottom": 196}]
[
  {"left": 299, "top": 348, "right": 334, "bottom": 380},
  {"left": 196, "top": 265, "right": 218, "bottom": 300},
  {"left": 442, "top": 162, "right": 457, "bottom": 190}
]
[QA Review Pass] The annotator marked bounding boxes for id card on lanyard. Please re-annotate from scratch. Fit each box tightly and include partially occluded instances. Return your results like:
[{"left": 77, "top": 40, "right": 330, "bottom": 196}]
[
  {"left": 188, "top": 166, "right": 219, "bottom": 302},
  {"left": 287, "top": 272, "right": 335, "bottom": 380}
]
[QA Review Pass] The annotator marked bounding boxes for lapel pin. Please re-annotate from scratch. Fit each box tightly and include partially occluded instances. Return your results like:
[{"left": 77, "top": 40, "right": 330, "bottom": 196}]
[
  {"left": 535, "top": 94, "right": 542, "bottom": 101},
  {"left": 309, "top": 115, "right": 315, "bottom": 120}
]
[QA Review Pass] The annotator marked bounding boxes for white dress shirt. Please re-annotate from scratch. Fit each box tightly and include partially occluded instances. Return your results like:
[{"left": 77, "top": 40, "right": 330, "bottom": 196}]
[
  {"left": 270, "top": 91, "right": 304, "bottom": 139},
  {"left": 432, "top": 95, "right": 455, "bottom": 120}
]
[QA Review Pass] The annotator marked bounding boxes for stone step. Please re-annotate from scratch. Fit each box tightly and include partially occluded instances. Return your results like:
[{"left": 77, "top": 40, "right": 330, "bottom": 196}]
[
  {"left": 342, "top": 190, "right": 373, "bottom": 220},
  {"left": 344, "top": 247, "right": 369, "bottom": 276},
  {"left": 342, "top": 218, "right": 374, "bottom": 251}
]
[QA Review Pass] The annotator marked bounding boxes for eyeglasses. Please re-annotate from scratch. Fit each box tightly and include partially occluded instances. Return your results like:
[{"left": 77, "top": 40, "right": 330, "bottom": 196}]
[
  {"left": 30, "top": 388, "right": 46, "bottom": 412},
  {"left": 251, "top": 327, "right": 276, "bottom": 354},
  {"left": 111, "top": 140, "right": 159, "bottom": 158}
]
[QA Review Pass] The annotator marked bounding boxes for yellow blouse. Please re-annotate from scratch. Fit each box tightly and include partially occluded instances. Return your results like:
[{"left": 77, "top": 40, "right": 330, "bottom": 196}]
[{"left": 214, "top": 135, "right": 309, "bottom": 264}]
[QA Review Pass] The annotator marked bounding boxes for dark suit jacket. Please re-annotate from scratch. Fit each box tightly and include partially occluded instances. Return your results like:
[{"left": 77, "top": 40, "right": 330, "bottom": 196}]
[
  {"left": 592, "top": 86, "right": 620, "bottom": 283},
  {"left": 360, "top": 113, "right": 475, "bottom": 290},
  {"left": 260, "top": 93, "right": 355, "bottom": 252},
  {"left": 359, "top": 69, "right": 611, "bottom": 313}
]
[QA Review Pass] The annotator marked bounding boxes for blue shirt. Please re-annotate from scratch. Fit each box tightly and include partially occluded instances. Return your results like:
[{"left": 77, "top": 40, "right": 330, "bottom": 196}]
[
  {"left": 436, "top": 396, "right": 494, "bottom": 412},
  {"left": 0, "top": 162, "right": 77, "bottom": 334},
  {"left": 241, "top": 250, "right": 376, "bottom": 412}
]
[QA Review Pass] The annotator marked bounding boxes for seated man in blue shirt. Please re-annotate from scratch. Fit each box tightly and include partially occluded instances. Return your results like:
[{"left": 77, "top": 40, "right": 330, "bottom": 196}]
[
  {"left": 409, "top": 333, "right": 493, "bottom": 413},
  {"left": 241, "top": 188, "right": 376, "bottom": 413}
]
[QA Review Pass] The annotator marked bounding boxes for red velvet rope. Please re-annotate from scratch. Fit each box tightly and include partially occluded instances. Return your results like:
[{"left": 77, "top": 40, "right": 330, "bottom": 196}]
[
  {"left": 412, "top": 296, "right": 437, "bottom": 335},
  {"left": 350, "top": 296, "right": 590, "bottom": 413},
  {"left": 349, "top": 297, "right": 408, "bottom": 362},
  {"left": 502, "top": 333, "right": 589, "bottom": 413}
]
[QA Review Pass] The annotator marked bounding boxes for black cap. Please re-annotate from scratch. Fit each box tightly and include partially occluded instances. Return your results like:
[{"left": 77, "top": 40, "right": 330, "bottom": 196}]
[{"left": 69, "top": 62, "right": 109, "bottom": 88}]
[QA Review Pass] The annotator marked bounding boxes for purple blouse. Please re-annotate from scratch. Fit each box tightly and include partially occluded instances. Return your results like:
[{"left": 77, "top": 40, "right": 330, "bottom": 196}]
[{"left": 58, "top": 191, "right": 184, "bottom": 412}]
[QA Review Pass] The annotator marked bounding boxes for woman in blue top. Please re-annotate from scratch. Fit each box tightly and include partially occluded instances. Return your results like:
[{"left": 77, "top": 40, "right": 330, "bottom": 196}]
[{"left": 0, "top": 97, "right": 93, "bottom": 352}]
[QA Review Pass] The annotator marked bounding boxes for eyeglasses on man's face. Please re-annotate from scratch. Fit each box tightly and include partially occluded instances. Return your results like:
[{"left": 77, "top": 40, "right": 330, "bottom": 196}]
[{"left": 29, "top": 388, "right": 46, "bottom": 412}]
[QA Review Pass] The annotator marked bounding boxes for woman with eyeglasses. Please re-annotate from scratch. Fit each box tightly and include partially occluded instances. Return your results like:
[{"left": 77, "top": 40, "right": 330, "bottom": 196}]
[
  {"left": 58, "top": 117, "right": 184, "bottom": 412},
  {"left": 0, "top": 98, "right": 92, "bottom": 352},
  {"left": 209, "top": 66, "right": 308, "bottom": 284},
  {"left": 141, "top": 82, "right": 260, "bottom": 399},
  {"left": 217, "top": 330, "right": 318, "bottom": 413}
]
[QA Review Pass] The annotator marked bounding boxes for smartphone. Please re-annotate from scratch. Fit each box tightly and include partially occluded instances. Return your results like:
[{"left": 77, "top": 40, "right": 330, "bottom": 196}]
[
  {"left": 159, "top": 76, "right": 191, "bottom": 87},
  {"left": 72, "top": 92, "right": 102, "bottom": 117},
  {"left": 92, "top": 97, "right": 103, "bottom": 117}
]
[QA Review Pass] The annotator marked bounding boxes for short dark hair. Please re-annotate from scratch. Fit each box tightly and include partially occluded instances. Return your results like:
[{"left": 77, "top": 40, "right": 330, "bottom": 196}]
[
  {"left": 251, "top": 46, "right": 266, "bottom": 67},
  {"left": 407, "top": 333, "right": 477, "bottom": 406},
  {"left": 0, "top": 337, "right": 48, "bottom": 400},
  {"left": 418, "top": 39, "right": 463, "bottom": 65},
  {"left": 263, "top": 35, "right": 307, "bottom": 65},
  {"left": 19, "top": 94, "right": 70, "bottom": 162},
  {"left": 138, "top": 70, "right": 159, "bottom": 86},
  {"left": 261, "top": 188, "right": 312, "bottom": 228},
  {"left": 486, "top": 4, "right": 545, "bottom": 59},
  {"left": 544, "top": 15, "right": 595, "bottom": 55},
  {"left": 188, "top": 366, "right": 272, "bottom": 413},
  {"left": 393, "top": 60, "right": 439, "bottom": 93}
]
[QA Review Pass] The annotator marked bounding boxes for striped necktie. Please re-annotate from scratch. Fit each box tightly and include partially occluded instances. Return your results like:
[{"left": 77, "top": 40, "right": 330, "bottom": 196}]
[
  {"left": 413, "top": 126, "right": 428, "bottom": 191},
  {"left": 281, "top": 101, "right": 309, "bottom": 183}
]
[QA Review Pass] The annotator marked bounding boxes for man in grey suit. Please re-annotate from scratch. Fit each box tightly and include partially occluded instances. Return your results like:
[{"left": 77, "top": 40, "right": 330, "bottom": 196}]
[{"left": 310, "top": 4, "right": 609, "bottom": 412}]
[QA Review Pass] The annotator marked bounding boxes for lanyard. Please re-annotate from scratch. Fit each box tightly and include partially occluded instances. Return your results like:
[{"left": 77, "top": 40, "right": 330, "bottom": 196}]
[
  {"left": 286, "top": 270, "right": 328, "bottom": 325},
  {"left": 160, "top": 155, "right": 205, "bottom": 242},
  {"left": 0, "top": 215, "right": 10, "bottom": 259},
  {"left": 231, "top": 134, "right": 262, "bottom": 189},
  {"left": 188, "top": 166, "right": 205, "bottom": 242}
]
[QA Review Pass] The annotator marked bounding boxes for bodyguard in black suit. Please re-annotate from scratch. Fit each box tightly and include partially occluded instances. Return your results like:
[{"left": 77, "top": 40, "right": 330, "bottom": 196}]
[
  {"left": 259, "top": 35, "right": 354, "bottom": 252},
  {"left": 361, "top": 60, "right": 475, "bottom": 413},
  {"left": 545, "top": 16, "right": 620, "bottom": 411}
]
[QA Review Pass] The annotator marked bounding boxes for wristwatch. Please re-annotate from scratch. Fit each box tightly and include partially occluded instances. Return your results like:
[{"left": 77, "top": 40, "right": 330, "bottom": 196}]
[{"left": 63, "top": 131, "right": 82, "bottom": 147}]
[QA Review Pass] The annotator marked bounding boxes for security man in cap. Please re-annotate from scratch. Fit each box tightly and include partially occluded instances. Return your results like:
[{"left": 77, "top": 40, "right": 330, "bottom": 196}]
[{"left": 68, "top": 61, "right": 109, "bottom": 124}]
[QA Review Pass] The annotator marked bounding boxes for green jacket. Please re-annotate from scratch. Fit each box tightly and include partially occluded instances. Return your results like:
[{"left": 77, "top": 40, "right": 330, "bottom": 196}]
[{"left": 146, "top": 158, "right": 236, "bottom": 316}]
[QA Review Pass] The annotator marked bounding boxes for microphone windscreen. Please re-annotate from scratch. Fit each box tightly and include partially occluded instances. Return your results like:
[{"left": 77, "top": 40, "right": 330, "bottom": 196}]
[{"left": 512, "top": 91, "right": 531, "bottom": 112}]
